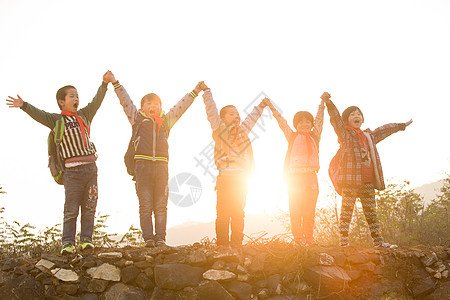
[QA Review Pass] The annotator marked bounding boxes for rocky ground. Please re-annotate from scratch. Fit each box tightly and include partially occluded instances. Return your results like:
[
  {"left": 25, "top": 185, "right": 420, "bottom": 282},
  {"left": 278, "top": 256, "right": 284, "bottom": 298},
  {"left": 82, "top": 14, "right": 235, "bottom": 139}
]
[{"left": 0, "top": 240, "right": 449, "bottom": 299}]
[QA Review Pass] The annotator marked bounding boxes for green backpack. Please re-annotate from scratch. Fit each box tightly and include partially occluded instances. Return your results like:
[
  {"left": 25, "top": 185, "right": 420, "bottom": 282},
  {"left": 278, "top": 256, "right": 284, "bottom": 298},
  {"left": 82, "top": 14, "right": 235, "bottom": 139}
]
[{"left": 48, "top": 116, "right": 65, "bottom": 185}]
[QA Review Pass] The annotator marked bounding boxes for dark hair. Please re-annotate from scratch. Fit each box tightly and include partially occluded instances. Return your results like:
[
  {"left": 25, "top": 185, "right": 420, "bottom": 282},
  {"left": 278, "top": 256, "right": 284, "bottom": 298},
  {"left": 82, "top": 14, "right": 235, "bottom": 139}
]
[
  {"left": 140, "top": 93, "right": 161, "bottom": 108},
  {"left": 293, "top": 111, "right": 314, "bottom": 129},
  {"left": 342, "top": 106, "right": 364, "bottom": 124},
  {"left": 56, "top": 85, "right": 76, "bottom": 109},
  {"left": 219, "top": 105, "right": 237, "bottom": 119}
]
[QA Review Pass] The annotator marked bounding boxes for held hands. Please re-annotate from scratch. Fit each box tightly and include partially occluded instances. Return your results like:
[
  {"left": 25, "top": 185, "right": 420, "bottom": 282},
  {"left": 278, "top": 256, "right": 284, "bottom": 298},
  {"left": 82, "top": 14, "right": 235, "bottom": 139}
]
[
  {"left": 103, "top": 70, "right": 116, "bottom": 84},
  {"left": 259, "top": 97, "right": 272, "bottom": 108},
  {"left": 200, "top": 81, "right": 209, "bottom": 91},
  {"left": 320, "top": 92, "right": 331, "bottom": 104},
  {"left": 193, "top": 81, "right": 204, "bottom": 95},
  {"left": 6, "top": 95, "right": 24, "bottom": 108}
]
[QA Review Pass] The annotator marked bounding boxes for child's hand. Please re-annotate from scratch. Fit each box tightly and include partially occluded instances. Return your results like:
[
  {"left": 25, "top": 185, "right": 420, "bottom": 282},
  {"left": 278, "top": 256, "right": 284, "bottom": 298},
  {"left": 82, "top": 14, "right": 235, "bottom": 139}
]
[
  {"left": 103, "top": 70, "right": 116, "bottom": 83},
  {"left": 194, "top": 81, "right": 203, "bottom": 95},
  {"left": 405, "top": 119, "right": 413, "bottom": 127},
  {"left": 6, "top": 95, "right": 24, "bottom": 108},
  {"left": 201, "top": 82, "right": 209, "bottom": 91},
  {"left": 259, "top": 97, "right": 272, "bottom": 108},
  {"left": 321, "top": 92, "right": 331, "bottom": 103}
]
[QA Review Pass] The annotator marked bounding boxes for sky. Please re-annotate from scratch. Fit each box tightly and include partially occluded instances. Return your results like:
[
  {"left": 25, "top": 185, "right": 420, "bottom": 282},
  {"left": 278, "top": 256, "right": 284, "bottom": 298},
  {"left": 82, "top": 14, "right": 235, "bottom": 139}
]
[{"left": 1, "top": 0, "right": 449, "bottom": 239}]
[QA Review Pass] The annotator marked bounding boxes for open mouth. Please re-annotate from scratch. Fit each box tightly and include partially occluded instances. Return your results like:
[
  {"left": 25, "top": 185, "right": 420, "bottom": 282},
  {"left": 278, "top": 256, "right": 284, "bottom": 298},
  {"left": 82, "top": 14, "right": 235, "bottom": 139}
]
[{"left": 73, "top": 102, "right": 79, "bottom": 110}]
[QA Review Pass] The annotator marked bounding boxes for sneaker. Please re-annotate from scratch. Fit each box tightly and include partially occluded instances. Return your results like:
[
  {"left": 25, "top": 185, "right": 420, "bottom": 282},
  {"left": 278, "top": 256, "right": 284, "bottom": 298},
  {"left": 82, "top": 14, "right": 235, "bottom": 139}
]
[
  {"left": 376, "top": 242, "right": 398, "bottom": 249},
  {"left": 145, "top": 240, "right": 156, "bottom": 248},
  {"left": 80, "top": 241, "right": 94, "bottom": 251},
  {"left": 155, "top": 240, "right": 166, "bottom": 247},
  {"left": 61, "top": 243, "right": 75, "bottom": 255}
]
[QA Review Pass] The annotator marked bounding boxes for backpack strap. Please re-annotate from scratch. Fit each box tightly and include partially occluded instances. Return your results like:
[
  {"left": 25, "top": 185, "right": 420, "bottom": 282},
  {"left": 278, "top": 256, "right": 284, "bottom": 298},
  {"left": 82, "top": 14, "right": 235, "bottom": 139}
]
[{"left": 54, "top": 115, "right": 65, "bottom": 171}]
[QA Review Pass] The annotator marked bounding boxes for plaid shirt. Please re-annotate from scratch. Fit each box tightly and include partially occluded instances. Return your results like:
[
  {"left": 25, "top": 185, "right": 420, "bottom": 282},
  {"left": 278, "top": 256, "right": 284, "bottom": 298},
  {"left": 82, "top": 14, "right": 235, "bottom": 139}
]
[{"left": 326, "top": 100, "right": 406, "bottom": 190}]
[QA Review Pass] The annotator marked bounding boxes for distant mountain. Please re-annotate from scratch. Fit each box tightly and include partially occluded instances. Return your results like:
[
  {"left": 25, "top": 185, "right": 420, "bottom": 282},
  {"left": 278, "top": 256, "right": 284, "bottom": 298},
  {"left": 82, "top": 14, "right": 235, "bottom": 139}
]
[
  {"left": 166, "top": 212, "right": 288, "bottom": 246},
  {"left": 414, "top": 180, "right": 444, "bottom": 205}
]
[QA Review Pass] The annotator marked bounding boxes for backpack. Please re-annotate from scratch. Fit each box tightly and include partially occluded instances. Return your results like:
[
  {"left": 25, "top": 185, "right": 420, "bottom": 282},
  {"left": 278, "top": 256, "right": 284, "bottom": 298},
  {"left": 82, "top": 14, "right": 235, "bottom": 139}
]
[
  {"left": 48, "top": 116, "right": 65, "bottom": 185},
  {"left": 124, "top": 119, "right": 146, "bottom": 178},
  {"left": 328, "top": 148, "right": 342, "bottom": 196}
]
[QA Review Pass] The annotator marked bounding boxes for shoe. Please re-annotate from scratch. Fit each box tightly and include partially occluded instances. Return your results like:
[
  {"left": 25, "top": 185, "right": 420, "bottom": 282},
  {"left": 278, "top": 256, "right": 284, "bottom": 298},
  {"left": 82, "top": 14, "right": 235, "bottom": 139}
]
[
  {"left": 80, "top": 241, "right": 94, "bottom": 251},
  {"left": 61, "top": 243, "right": 75, "bottom": 255},
  {"left": 145, "top": 240, "right": 156, "bottom": 248},
  {"left": 376, "top": 242, "right": 398, "bottom": 249},
  {"left": 340, "top": 236, "right": 349, "bottom": 247},
  {"left": 155, "top": 240, "right": 166, "bottom": 247}
]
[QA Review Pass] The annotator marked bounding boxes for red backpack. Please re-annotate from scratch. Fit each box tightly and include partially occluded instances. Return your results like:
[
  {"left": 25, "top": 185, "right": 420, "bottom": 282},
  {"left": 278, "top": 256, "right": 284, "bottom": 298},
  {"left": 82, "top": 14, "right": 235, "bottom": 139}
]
[{"left": 328, "top": 148, "right": 342, "bottom": 196}]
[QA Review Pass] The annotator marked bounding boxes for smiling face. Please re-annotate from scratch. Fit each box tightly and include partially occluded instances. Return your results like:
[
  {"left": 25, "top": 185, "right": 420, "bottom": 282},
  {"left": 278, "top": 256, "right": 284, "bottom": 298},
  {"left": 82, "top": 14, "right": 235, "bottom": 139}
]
[
  {"left": 58, "top": 88, "right": 79, "bottom": 113},
  {"left": 347, "top": 109, "right": 364, "bottom": 129},
  {"left": 221, "top": 106, "right": 241, "bottom": 126},
  {"left": 295, "top": 117, "right": 313, "bottom": 133}
]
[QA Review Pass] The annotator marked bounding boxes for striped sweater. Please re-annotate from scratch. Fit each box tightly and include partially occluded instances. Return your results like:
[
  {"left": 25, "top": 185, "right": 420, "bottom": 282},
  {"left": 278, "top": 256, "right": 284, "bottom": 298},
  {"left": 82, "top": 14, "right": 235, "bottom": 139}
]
[{"left": 21, "top": 82, "right": 107, "bottom": 161}]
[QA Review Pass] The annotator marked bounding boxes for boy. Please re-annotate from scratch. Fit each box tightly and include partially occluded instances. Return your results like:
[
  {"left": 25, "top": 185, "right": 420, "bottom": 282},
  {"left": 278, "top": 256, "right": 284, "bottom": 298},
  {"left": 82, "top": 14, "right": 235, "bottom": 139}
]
[
  {"left": 201, "top": 82, "right": 269, "bottom": 247},
  {"left": 6, "top": 71, "right": 113, "bottom": 254},
  {"left": 267, "top": 94, "right": 326, "bottom": 245},
  {"left": 109, "top": 71, "right": 203, "bottom": 247},
  {"left": 323, "top": 92, "right": 413, "bottom": 248}
]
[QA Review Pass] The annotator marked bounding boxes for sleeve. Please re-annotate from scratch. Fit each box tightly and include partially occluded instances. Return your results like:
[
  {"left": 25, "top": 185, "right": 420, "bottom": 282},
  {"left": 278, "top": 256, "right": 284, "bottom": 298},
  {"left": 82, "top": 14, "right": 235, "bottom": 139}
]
[
  {"left": 271, "top": 106, "right": 293, "bottom": 142},
  {"left": 370, "top": 123, "right": 407, "bottom": 144},
  {"left": 311, "top": 102, "right": 325, "bottom": 142},
  {"left": 325, "top": 99, "right": 346, "bottom": 143},
  {"left": 79, "top": 82, "right": 108, "bottom": 122},
  {"left": 202, "top": 89, "right": 221, "bottom": 132},
  {"left": 21, "top": 102, "right": 59, "bottom": 129},
  {"left": 241, "top": 105, "right": 264, "bottom": 135},
  {"left": 113, "top": 84, "right": 138, "bottom": 125},
  {"left": 165, "top": 93, "right": 196, "bottom": 130}
]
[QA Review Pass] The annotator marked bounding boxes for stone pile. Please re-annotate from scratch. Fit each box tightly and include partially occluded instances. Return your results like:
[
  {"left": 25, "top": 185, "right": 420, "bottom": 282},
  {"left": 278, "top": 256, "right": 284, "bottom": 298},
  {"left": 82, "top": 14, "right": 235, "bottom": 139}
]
[{"left": 0, "top": 242, "right": 449, "bottom": 299}]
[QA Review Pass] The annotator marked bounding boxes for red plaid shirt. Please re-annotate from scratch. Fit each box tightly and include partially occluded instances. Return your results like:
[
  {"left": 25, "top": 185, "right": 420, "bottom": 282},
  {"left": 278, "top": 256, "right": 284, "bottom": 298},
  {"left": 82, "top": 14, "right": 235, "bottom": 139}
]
[{"left": 326, "top": 100, "right": 406, "bottom": 190}]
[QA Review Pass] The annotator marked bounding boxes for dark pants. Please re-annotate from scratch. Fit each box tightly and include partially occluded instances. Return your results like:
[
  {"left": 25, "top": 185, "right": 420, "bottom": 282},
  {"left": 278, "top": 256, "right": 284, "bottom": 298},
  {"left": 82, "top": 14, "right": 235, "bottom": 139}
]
[
  {"left": 62, "top": 163, "right": 98, "bottom": 245},
  {"left": 287, "top": 172, "right": 319, "bottom": 243},
  {"left": 215, "top": 174, "right": 248, "bottom": 246},
  {"left": 135, "top": 161, "right": 169, "bottom": 242}
]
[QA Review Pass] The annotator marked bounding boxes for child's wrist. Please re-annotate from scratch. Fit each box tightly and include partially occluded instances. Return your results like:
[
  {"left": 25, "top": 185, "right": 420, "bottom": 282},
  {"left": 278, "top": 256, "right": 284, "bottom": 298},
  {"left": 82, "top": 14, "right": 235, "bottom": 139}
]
[
  {"left": 190, "top": 90, "right": 199, "bottom": 98},
  {"left": 113, "top": 80, "right": 121, "bottom": 89}
]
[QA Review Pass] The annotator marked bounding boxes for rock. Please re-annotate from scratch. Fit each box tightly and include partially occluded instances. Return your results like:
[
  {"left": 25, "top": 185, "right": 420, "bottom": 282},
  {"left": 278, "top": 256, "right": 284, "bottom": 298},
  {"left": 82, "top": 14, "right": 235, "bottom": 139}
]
[
  {"left": 267, "top": 274, "right": 282, "bottom": 292},
  {"left": 237, "top": 273, "right": 250, "bottom": 282},
  {"left": 163, "top": 253, "right": 186, "bottom": 264},
  {"left": 0, "top": 270, "right": 13, "bottom": 285},
  {"left": 434, "top": 272, "right": 442, "bottom": 279},
  {"left": 56, "top": 283, "right": 78, "bottom": 295},
  {"left": 82, "top": 258, "right": 98, "bottom": 269},
  {"left": 257, "top": 288, "right": 270, "bottom": 300},
  {"left": 88, "top": 263, "right": 121, "bottom": 282},
  {"left": 150, "top": 286, "right": 180, "bottom": 300},
  {"left": 144, "top": 267, "right": 154, "bottom": 279},
  {"left": 0, "top": 274, "right": 44, "bottom": 300},
  {"left": 80, "top": 294, "right": 99, "bottom": 300},
  {"left": 35, "top": 259, "right": 55, "bottom": 272},
  {"left": 1, "top": 258, "right": 23, "bottom": 271},
  {"left": 212, "top": 260, "right": 238, "bottom": 272},
  {"left": 212, "top": 248, "right": 241, "bottom": 263},
  {"left": 421, "top": 252, "right": 439, "bottom": 267},
  {"left": 145, "top": 255, "right": 154, "bottom": 264},
  {"left": 203, "top": 269, "right": 237, "bottom": 281},
  {"left": 147, "top": 245, "right": 178, "bottom": 256},
  {"left": 442, "top": 270, "right": 449, "bottom": 279},
  {"left": 347, "top": 269, "right": 362, "bottom": 281},
  {"left": 319, "top": 253, "right": 334, "bottom": 266},
  {"left": 101, "top": 282, "right": 147, "bottom": 300},
  {"left": 423, "top": 281, "right": 450, "bottom": 300},
  {"left": 154, "top": 264, "right": 203, "bottom": 290},
  {"left": 347, "top": 252, "right": 369, "bottom": 264},
  {"left": 224, "top": 280, "right": 252, "bottom": 300},
  {"left": 134, "top": 260, "right": 152, "bottom": 269},
  {"left": 135, "top": 273, "right": 155, "bottom": 290},
  {"left": 98, "top": 252, "right": 123, "bottom": 260},
  {"left": 236, "top": 264, "right": 248, "bottom": 274},
  {"left": 124, "top": 250, "right": 146, "bottom": 262},
  {"left": 121, "top": 266, "right": 141, "bottom": 283},
  {"left": 426, "top": 267, "right": 435, "bottom": 274},
  {"left": 288, "top": 280, "right": 310, "bottom": 294},
  {"left": 196, "top": 280, "right": 234, "bottom": 300},
  {"left": 250, "top": 253, "right": 267, "bottom": 273},
  {"left": 359, "top": 261, "right": 376, "bottom": 272},
  {"left": 408, "top": 269, "right": 435, "bottom": 298},
  {"left": 41, "top": 253, "right": 67, "bottom": 265},
  {"left": 87, "top": 279, "right": 109, "bottom": 293},
  {"left": 186, "top": 251, "right": 208, "bottom": 266},
  {"left": 52, "top": 268, "right": 79, "bottom": 282},
  {"left": 303, "top": 265, "right": 351, "bottom": 296}
]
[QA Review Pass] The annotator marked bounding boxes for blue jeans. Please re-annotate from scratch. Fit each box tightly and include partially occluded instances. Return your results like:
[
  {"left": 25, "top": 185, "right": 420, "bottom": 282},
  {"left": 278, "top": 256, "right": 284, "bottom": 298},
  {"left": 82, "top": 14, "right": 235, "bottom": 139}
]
[
  {"left": 135, "top": 161, "right": 169, "bottom": 242},
  {"left": 62, "top": 163, "right": 98, "bottom": 245}
]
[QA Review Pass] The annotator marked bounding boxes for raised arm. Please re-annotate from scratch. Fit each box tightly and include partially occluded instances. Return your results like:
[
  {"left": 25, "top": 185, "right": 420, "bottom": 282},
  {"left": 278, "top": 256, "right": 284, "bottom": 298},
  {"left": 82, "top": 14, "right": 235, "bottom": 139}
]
[
  {"left": 311, "top": 95, "right": 326, "bottom": 141},
  {"left": 165, "top": 81, "right": 202, "bottom": 130},
  {"left": 370, "top": 119, "right": 412, "bottom": 144},
  {"left": 111, "top": 74, "right": 139, "bottom": 125},
  {"left": 7, "top": 95, "right": 59, "bottom": 129},
  {"left": 202, "top": 83, "right": 221, "bottom": 132},
  {"left": 323, "top": 93, "right": 345, "bottom": 143},
  {"left": 267, "top": 99, "right": 293, "bottom": 141},
  {"left": 240, "top": 99, "right": 266, "bottom": 135}
]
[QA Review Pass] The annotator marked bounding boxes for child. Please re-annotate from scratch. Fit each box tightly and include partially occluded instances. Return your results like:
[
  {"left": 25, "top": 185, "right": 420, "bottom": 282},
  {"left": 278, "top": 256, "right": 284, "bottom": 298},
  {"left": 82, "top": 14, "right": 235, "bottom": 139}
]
[
  {"left": 267, "top": 94, "right": 326, "bottom": 245},
  {"left": 323, "top": 92, "right": 413, "bottom": 248},
  {"left": 201, "top": 82, "right": 268, "bottom": 247},
  {"left": 110, "top": 72, "right": 203, "bottom": 247},
  {"left": 6, "top": 71, "right": 113, "bottom": 254}
]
